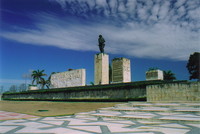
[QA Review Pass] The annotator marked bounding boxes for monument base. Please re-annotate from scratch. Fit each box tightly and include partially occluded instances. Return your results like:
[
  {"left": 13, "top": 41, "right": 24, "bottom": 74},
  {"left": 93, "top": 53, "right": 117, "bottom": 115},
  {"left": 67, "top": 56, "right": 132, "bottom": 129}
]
[
  {"left": 112, "top": 57, "right": 131, "bottom": 83},
  {"left": 94, "top": 53, "right": 109, "bottom": 85},
  {"left": 29, "top": 85, "right": 38, "bottom": 90},
  {"left": 146, "top": 70, "right": 164, "bottom": 81}
]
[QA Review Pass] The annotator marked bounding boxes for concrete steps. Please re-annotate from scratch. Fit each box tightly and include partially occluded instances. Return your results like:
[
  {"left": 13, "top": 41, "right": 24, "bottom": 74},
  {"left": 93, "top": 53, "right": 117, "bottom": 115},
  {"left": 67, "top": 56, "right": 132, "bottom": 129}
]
[{"left": 76, "top": 102, "right": 200, "bottom": 124}]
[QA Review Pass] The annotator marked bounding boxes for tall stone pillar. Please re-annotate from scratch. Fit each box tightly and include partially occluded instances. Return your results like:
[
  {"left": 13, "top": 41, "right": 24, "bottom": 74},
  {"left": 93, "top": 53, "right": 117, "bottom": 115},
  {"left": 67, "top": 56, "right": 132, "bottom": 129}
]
[
  {"left": 94, "top": 53, "right": 109, "bottom": 85},
  {"left": 112, "top": 57, "right": 131, "bottom": 83}
]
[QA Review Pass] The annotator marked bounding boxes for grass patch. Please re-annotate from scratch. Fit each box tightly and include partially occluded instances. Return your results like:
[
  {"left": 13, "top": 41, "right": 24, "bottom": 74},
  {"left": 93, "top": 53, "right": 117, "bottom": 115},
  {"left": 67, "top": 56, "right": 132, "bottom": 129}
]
[{"left": 0, "top": 101, "right": 122, "bottom": 116}]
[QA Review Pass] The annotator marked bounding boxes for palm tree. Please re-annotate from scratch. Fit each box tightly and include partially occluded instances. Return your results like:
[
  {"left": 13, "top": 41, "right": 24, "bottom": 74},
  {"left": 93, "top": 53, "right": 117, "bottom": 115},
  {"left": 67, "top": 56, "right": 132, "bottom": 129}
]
[
  {"left": 31, "top": 70, "right": 47, "bottom": 86},
  {"left": 38, "top": 78, "right": 52, "bottom": 89},
  {"left": 44, "top": 72, "right": 57, "bottom": 89},
  {"left": 90, "top": 82, "right": 94, "bottom": 86},
  {"left": 164, "top": 70, "right": 176, "bottom": 81},
  {"left": 38, "top": 78, "right": 46, "bottom": 89}
]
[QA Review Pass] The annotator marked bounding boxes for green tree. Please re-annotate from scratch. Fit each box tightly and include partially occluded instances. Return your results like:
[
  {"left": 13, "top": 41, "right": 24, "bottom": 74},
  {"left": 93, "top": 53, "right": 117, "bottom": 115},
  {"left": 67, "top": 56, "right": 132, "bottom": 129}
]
[
  {"left": 44, "top": 72, "right": 53, "bottom": 89},
  {"left": 31, "top": 70, "right": 47, "bottom": 87},
  {"left": 164, "top": 70, "right": 176, "bottom": 81},
  {"left": 0, "top": 86, "right": 4, "bottom": 94},
  {"left": 186, "top": 52, "right": 200, "bottom": 81},
  {"left": 90, "top": 82, "right": 94, "bottom": 86},
  {"left": 39, "top": 72, "right": 59, "bottom": 89},
  {"left": 9, "top": 85, "right": 18, "bottom": 93},
  {"left": 38, "top": 78, "right": 49, "bottom": 89},
  {"left": 46, "top": 72, "right": 58, "bottom": 88},
  {"left": 18, "top": 83, "right": 27, "bottom": 92}
]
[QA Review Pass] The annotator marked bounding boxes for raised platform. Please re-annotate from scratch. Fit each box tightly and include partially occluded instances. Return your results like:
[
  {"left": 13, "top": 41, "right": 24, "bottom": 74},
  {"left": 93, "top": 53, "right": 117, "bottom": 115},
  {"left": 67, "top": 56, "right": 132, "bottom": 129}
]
[{"left": 3, "top": 80, "right": 194, "bottom": 102}]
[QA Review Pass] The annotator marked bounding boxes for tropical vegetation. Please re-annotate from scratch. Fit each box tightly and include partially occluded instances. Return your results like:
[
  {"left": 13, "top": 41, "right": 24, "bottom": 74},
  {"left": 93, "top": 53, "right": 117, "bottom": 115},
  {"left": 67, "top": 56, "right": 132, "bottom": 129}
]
[
  {"left": 163, "top": 70, "right": 176, "bottom": 81},
  {"left": 31, "top": 70, "right": 46, "bottom": 85},
  {"left": 31, "top": 70, "right": 52, "bottom": 89},
  {"left": 186, "top": 52, "right": 200, "bottom": 81}
]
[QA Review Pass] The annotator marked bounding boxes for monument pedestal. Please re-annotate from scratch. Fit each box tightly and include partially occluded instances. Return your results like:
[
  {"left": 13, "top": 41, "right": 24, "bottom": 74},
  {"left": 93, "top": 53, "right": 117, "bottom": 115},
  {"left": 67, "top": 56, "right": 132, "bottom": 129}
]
[
  {"left": 112, "top": 57, "right": 131, "bottom": 83},
  {"left": 146, "top": 69, "right": 164, "bottom": 81},
  {"left": 94, "top": 53, "right": 109, "bottom": 85}
]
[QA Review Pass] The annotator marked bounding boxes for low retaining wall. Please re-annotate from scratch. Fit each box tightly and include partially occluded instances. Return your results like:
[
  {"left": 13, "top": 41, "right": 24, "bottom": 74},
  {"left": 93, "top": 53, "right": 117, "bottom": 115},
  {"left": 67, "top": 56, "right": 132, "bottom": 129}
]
[
  {"left": 2, "top": 81, "right": 152, "bottom": 101},
  {"left": 147, "top": 82, "right": 200, "bottom": 102},
  {"left": 2, "top": 88, "right": 145, "bottom": 101},
  {"left": 3, "top": 81, "right": 191, "bottom": 102}
]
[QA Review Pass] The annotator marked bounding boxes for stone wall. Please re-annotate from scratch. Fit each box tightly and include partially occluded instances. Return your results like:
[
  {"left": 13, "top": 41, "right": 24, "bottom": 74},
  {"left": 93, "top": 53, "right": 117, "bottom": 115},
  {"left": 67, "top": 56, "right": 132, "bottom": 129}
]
[
  {"left": 51, "top": 69, "right": 86, "bottom": 88},
  {"left": 4, "top": 81, "right": 195, "bottom": 102},
  {"left": 2, "top": 83, "right": 147, "bottom": 101},
  {"left": 147, "top": 82, "right": 200, "bottom": 102}
]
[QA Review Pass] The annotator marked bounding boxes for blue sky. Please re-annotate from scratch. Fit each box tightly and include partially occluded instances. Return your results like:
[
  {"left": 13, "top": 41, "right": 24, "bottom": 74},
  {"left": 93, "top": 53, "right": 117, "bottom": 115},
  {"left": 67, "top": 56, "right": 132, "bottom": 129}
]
[{"left": 0, "top": 0, "right": 199, "bottom": 90}]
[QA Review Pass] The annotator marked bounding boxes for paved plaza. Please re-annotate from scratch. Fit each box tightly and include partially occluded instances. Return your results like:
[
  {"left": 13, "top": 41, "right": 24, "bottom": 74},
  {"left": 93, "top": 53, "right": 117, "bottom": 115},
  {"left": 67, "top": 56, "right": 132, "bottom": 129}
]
[{"left": 0, "top": 102, "right": 200, "bottom": 134}]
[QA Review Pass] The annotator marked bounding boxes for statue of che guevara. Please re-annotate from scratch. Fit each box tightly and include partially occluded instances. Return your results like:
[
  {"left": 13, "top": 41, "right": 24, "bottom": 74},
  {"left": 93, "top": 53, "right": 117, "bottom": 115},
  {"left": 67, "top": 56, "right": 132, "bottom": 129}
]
[{"left": 98, "top": 35, "right": 105, "bottom": 53}]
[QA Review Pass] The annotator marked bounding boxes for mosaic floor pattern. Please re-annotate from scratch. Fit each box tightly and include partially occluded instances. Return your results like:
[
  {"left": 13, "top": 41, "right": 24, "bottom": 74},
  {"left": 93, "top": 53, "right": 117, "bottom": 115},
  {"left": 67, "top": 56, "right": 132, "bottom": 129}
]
[{"left": 0, "top": 102, "right": 199, "bottom": 134}]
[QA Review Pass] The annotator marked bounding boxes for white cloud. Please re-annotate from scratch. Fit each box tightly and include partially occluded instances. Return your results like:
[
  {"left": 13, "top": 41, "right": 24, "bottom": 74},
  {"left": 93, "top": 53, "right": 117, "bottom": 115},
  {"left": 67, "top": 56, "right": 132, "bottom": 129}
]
[
  {"left": 0, "top": 79, "right": 27, "bottom": 84},
  {"left": 126, "top": 0, "right": 137, "bottom": 18},
  {"left": 1, "top": 0, "right": 199, "bottom": 61},
  {"left": 118, "top": 0, "right": 126, "bottom": 13},
  {"left": 175, "top": 0, "right": 187, "bottom": 8},
  {"left": 158, "top": 1, "right": 170, "bottom": 20},
  {"left": 177, "top": 6, "right": 186, "bottom": 17}
]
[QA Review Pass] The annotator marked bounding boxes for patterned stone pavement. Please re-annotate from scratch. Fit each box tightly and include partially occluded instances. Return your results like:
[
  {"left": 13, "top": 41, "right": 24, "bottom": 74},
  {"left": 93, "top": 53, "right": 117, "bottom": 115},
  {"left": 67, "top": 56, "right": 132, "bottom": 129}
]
[
  {"left": 0, "top": 111, "right": 38, "bottom": 121},
  {"left": 0, "top": 102, "right": 200, "bottom": 134}
]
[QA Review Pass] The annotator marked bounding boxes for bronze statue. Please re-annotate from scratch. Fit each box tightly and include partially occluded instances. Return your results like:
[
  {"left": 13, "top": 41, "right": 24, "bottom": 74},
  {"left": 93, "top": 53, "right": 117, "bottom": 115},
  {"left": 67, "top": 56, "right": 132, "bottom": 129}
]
[{"left": 98, "top": 35, "right": 105, "bottom": 53}]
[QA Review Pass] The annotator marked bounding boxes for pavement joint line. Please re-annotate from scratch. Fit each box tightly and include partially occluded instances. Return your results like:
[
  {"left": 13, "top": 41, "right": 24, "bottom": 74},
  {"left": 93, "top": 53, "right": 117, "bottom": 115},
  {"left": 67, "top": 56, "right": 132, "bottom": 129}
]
[
  {"left": 179, "top": 123, "right": 200, "bottom": 134},
  {"left": 100, "top": 125, "right": 111, "bottom": 134},
  {"left": 40, "top": 121, "right": 96, "bottom": 134},
  {"left": 33, "top": 117, "right": 46, "bottom": 122},
  {"left": 39, "top": 120, "right": 70, "bottom": 129},
  {"left": 90, "top": 114, "right": 200, "bottom": 124},
  {"left": 97, "top": 117, "right": 103, "bottom": 121},
  {"left": 96, "top": 110, "right": 100, "bottom": 113},
  {"left": 66, "top": 126, "right": 99, "bottom": 134},
  {"left": 3, "top": 125, "right": 25, "bottom": 134}
]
